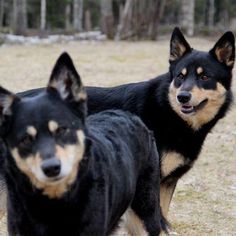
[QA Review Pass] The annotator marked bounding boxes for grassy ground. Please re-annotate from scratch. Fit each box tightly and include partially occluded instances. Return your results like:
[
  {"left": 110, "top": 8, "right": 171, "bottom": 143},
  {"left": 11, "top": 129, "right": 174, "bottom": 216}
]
[{"left": 0, "top": 38, "right": 235, "bottom": 235}]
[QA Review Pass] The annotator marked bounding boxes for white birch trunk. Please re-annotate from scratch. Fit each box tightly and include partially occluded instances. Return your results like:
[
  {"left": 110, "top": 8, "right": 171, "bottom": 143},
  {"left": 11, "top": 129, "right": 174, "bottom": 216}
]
[
  {"left": 12, "top": 0, "right": 27, "bottom": 35},
  {"left": 73, "top": 0, "right": 83, "bottom": 31},
  {"left": 180, "top": 0, "right": 195, "bottom": 36},
  {"left": 40, "top": 0, "right": 46, "bottom": 31}
]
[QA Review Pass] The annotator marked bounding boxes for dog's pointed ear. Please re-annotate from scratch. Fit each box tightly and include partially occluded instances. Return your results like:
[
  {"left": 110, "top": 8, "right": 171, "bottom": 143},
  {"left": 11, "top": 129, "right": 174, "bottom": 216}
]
[
  {"left": 0, "top": 87, "right": 19, "bottom": 125},
  {"left": 169, "top": 27, "right": 192, "bottom": 63},
  {"left": 209, "top": 31, "right": 235, "bottom": 68},
  {"left": 47, "top": 52, "right": 87, "bottom": 103}
]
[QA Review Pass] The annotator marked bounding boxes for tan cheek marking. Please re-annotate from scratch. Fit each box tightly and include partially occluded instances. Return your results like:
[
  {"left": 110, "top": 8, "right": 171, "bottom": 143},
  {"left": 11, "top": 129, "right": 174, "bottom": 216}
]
[
  {"left": 122, "top": 208, "right": 148, "bottom": 236},
  {"left": 48, "top": 120, "right": 58, "bottom": 133},
  {"left": 161, "top": 152, "right": 185, "bottom": 178},
  {"left": 168, "top": 81, "right": 180, "bottom": 109},
  {"left": 27, "top": 126, "right": 37, "bottom": 137},
  {"left": 181, "top": 68, "right": 187, "bottom": 75},
  {"left": 197, "top": 67, "right": 203, "bottom": 74},
  {"left": 190, "top": 83, "right": 226, "bottom": 129},
  {"left": 11, "top": 148, "right": 42, "bottom": 185}
]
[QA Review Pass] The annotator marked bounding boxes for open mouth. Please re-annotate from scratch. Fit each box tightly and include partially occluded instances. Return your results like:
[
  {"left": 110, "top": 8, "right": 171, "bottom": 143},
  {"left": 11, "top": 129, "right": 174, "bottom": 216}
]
[{"left": 181, "top": 99, "right": 208, "bottom": 114}]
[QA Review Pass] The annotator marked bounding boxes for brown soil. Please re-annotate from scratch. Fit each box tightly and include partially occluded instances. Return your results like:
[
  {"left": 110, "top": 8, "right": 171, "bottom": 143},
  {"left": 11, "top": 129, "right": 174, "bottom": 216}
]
[{"left": 0, "top": 38, "right": 235, "bottom": 235}]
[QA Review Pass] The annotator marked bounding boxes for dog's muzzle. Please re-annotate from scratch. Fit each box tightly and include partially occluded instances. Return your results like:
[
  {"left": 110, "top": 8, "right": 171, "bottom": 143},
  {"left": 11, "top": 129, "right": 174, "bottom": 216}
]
[{"left": 177, "top": 91, "right": 208, "bottom": 114}]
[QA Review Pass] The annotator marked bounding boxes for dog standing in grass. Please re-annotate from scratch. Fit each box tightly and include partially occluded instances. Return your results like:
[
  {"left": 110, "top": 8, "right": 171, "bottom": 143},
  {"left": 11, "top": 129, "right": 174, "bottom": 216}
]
[
  {"left": 0, "top": 54, "right": 166, "bottom": 235},
  {"left": 86, "top": 28, "right": 235, "bottom": 217},
  {"left": 0, "top": 27, "right": 234, "bottom": 233},
  {"left": 11, "top": 29, "right": 235, "bottom": 219}
]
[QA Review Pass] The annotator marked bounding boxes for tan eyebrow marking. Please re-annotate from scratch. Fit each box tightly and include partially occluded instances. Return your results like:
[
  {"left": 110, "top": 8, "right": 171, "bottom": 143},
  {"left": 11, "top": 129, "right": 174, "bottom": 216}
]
[
  {"left": 197, "top": 67, "right": 203, "bottom": 74},
  {"left": 48, "top": 120, "right": 59, "bottom": 133},
  {"left": 181, "top": 68, "right": 187, "bottom": 75},
  {"left": 26, "top": 126, "right": 37, "bottom": 137}
]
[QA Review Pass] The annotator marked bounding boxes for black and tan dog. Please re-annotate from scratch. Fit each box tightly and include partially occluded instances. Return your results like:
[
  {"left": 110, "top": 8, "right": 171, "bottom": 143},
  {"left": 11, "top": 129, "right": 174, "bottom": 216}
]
[
  {"left": 0, "top": 54, "right": 166, "bottom": 235},
  {"left": 0, "top": 27, "right": 234, "bottom": 223},
  {"left": 87, "top": 28, "right": 235, "bottom": 217}
]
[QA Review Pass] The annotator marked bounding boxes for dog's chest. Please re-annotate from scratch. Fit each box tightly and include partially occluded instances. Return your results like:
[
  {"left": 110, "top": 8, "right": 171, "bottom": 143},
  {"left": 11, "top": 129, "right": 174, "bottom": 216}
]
[{"left": 161, "top": 151, "right": 186, "bottom": 178}]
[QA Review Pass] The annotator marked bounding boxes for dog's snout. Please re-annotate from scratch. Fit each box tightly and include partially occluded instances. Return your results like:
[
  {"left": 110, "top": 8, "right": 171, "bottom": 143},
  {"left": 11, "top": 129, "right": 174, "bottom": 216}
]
[
  {"left": 41, "top": 158, "right": 61, "bottom": 178},
  {"left": 177, "top": 91, "right": 191, "bottom": 104}
]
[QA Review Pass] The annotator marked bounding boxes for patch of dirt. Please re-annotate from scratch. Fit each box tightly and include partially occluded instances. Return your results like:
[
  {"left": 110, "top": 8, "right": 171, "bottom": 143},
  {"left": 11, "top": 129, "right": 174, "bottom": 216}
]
[{"left": 0, "top": 38, "right": 235, "bottom": 235}]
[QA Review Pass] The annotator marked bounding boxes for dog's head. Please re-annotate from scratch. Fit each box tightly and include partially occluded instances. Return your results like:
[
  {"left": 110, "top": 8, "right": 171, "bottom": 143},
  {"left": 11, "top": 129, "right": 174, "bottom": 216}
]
[
  {"left": 0, "top": 53, "right": 87, "bottom": 198},
  {"left": 168, "top": 27, "right": 235, "bottom": 130}
]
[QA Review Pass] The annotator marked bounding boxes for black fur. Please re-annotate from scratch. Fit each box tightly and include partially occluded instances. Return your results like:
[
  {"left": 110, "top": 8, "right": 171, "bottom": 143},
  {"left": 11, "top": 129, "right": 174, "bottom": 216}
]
[
  {"left": 0, "top": 54, "right": 166, "bottom": 235},
  {"left": 0, "top": 27, "right": 234, "bottom": 219}
]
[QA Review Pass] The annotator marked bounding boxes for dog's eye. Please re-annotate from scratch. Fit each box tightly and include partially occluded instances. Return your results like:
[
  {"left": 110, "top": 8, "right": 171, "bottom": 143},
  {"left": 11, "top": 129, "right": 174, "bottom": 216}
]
[
  {"left": 55, "top": 127, "right": 68, "bottom": 136},
  {"left": 200, "top": 75, "right": 209, "bottom": 81},
  {"left": 177, "top": 74, "right": 184, "bottom": 80},
  {"left": 20, "top": 135, "right": 33, "bottom": 147}
]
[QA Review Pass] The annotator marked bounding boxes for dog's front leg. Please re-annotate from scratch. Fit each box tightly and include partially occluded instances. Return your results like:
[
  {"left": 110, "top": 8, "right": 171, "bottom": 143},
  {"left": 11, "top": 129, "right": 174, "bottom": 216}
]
[
  {"left": 79, "top": 183, "right": 108, "bottom": 236},
  {"left": 160, "top": 181, "right": 177, "bottom": 218}
]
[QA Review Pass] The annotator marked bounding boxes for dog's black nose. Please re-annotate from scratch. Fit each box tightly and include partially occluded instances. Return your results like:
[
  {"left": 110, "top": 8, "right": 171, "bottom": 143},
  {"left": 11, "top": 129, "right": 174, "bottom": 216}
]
[
  {"left": 177, "top": 91, "right": 192, "bottom": 104},
  {"left": 41, "top": 158, "right": 61, "bottom": 178}
]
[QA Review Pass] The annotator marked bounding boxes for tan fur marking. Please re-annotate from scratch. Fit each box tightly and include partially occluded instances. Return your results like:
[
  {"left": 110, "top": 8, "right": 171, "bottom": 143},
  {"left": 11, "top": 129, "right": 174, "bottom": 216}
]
[
  {"left": 161, "top": 152, "right": 185, "bottom": 178},
  {"left": 27, "top": 126, "right": 37, "bottom": 137},
  {"left": 78, "top": 91, "right": 87, "bottom": 101},
  {"left": 226, "top": 59, "right": 235, "bottom": 67},
  {"left": 48, "top": 120, "right": 58, "bottom": 133},
  {"left": 11, "top": 130, "right": 85, "bottom": 199},
  {"left": 123, "top": 208, "right": 148, "bottom": 236},
  {"left": 11, "top": 149, "right": 43, "bottom": 187},
  {"left": 160, "top": 183, "right": 176, "bottom": 218},
  {"left": 197, "top": 67, "right": 203, "bottom": 74},
  {"left": 181, "top": 68, "right": 187, "bottom": 75},
  {"left": 169, "top": 82, "right": 226, "bottom": 130}
]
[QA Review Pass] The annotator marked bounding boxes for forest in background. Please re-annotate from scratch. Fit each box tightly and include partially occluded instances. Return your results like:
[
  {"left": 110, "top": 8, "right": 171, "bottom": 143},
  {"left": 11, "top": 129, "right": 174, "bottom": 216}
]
[{"left": 1, "top": 0, "right": 236, "bottom": 40}]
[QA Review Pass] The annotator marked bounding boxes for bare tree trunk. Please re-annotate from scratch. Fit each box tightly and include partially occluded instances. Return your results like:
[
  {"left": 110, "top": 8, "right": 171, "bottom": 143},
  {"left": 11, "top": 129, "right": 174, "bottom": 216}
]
[
  {"left": 101, "top": 0, "right": 114, "bottom": 39},
  {"left": 12, "top": 0, "right": 27, "bottom": 35},
  {"left": 40, "top": 0, "right": 46, "bottom": 31},
  {"left": 5, "top": 0, "right": 10, "bottom": 27},
  {"left": 180, "top": 0, "right": 195, "bottom": 36},
  {"left": 0, "top": 0, "right": 5, "bottom": 27},
  {"left": 116, "top": 0, "right": 133, "bottom": 40},
  {"left": 73, "top": 0, "right": 83, "bottom": 31},
  {"left": 219, "top": 0, "right": 229, "bottom": 29},
  {"left": 84, "top": 9, "right": 91, "bottom": 31},
  {"left": 149, "top": 0, "right": 166, "bottom": 40},
  {"left": 65, "top": 3, "right": 71, "bottom": 30},
  {"left": 205, "top": 0, "right": 215, "bottom": 28}
]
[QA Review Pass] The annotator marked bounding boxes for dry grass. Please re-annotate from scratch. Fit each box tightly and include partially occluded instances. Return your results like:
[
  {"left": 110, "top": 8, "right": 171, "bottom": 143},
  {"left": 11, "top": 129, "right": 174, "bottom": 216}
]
[{"left": 0, "top": 38, "right": 235, "bottom": 235}]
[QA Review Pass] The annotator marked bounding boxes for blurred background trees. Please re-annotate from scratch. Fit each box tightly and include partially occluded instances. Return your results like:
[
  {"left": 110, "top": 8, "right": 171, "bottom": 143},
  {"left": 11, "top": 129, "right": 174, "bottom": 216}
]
[{"left": 0, "top": 0, "right": 236, "bottom": 39}]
